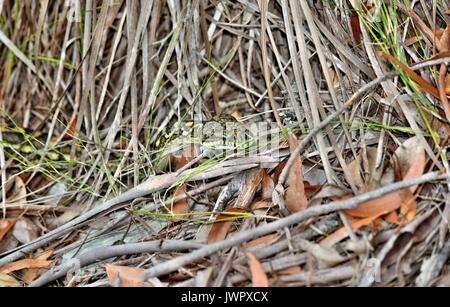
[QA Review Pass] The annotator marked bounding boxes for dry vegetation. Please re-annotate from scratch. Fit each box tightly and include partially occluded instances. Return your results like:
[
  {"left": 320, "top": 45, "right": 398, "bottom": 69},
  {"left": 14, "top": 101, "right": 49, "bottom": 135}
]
[{"left": 0, "top": 0, "right": 450, "bottom": 287}]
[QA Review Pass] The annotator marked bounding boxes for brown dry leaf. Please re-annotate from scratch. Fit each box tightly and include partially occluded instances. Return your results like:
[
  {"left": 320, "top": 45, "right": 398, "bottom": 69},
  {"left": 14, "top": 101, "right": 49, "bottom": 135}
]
[
  {"left": 246, "top": 252, "right": 269, "bottom": 287},
  {"left": 272, "top": 159, "right": 287, "bottom": 184},
  {"left": 105, "top": 264, "right": 152, "bottom": 287},
  {"left": 348, "top": 147, "right": 379, "bottom": 191},
  {"left": 297, "top": 238, "right": 347, "bottom": 268},
  {"left": 445, "top": 74, "right": 450, "bottom": 96},
  {"left": 379, "top": 51, "right": 440, "bottom": 99},
  {"left": 247, "top": 234, "right": 278, "bottom": 249},
  {"left": 171, "top": 155, "right": 191, "bottom": 220},
  {"left": 0, "top": 273, "right": 20, "bottom": 287},
  {"left": 0, "top": 258, "right": 52, "bottom": 274},
  {"left": 304, "top": 181, "right": 322, "bottom": 197},
  {"left": 261, "top": 169, "right": 274, "bottom": 200},
  {"left": 171, "top": 184, "right": 189, "bottom": 221},
  {"left": 284, "top": 134, "right": 308, "bottom": 212},
  {"left": 438, "top": 25, "right": 450, "bottom": 53},
  {"left": 384, "top": 211, "right": 400, "bottom": 225},
  {"left": 64, "top": 117, "right": 77, "bottom": 139},
  {"left": 12, "top": 217, "right": 39, "bottom": 244},
  {"left": 0, "top": 219, "right": 16, "bottom": 241},
  {"left": 328, "top": 67, "right": 339, "bottom": 88},
  {"left": 320, "top": 213, "right": 384, "bottom": 247},
  {"left": 400, "top": 195, "right": 417, "bottom": 222},
  {"left": 345, "top": 137, "right": 422, "bottom": 220},
  {"left": 22, "top": 249, "right": 54, "bottom": 283},
  {"left": 277, "top": 266, "right": 302, "bottom": 275},
  {"left": 344, "top": 189, "right": 414, "bottom": 218},
  {"left": 395, "top": 136, "right": 426, "bottom": 193},
  {"left": 250, "top": 200, "right": 272, "bottom": 210},
  {"left": 8, "top": 176, "right": 27, "bottom": 203},
  {"left": 394, "top": 136, "right": 424, "bottom": 220},
  {"left": 207, "top": 208, "right": 247, "bottom": 243}
]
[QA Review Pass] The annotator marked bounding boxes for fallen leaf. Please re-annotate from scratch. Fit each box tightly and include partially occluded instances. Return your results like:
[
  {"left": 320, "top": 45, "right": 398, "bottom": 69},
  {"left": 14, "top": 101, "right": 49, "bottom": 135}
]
[
  {"left": 446, "top": 75, "right": 450, "bottom": 96},
  {"left": 261, "top": 170, "right": 274, "bottom": 200},
  {"left": 248, "top": 234, "right": 278, "bottom": 248},
  {"left": 394, "top": 136, "right": 426, "bottom": 192},
  {"left": 284, "top": 134, "right": 308, "bottom": 212},
  {"left": 0, "top": 259, "right": 52, "bottom": 274},
  {"left": 64, "top": 117, "right": 77, "bottom": 139},
  {"left": 400, "top": 195, "right": 417, "bottom": 222},
  {"left": 105, "top": 264, "right": 152, "bottom": 287},
  {"left": 170, "top": 155, "right": 191, "bottom": 221},
  {"left": 0, "top": 219, "right": 16, "bottom": 241},
  {"left": 304, "top": 181, "right": 322, "bottom": 197},
  {"left": 22, "top": 249, "right": 54, "bottom": 283},
  {"left": 0, "top": 273, "right": 20, "bottom": 287},
  {"left": 207, "top": 208, "right": 247, "bottom": 243},
  {"left": 247, "top": 252, "right": 269, "bottom": 287},
  {"left": 171, "top": 184, "right": 189, "bottom": 222},
  {"left": 384, "top": 211, "right": 400, "bottom": 225},
  {"left": 297, "top": 238, "right": 347, "bottom": 268},
  {"left": 272, "top": 160, "right": 287, "bottom": 184},
  {"left": 344, "top": 189, "right": 414, "bottom": 218},
  {"left": 8, "top": 176, "right": 27, "bottom": 203},
  {"left": 320, "top": 213, "right": 384, "bottom": 247},
  {"left": 12, "top": 217, "right": 39, "bottom": 244},
  {"left": 438, "top": 25, "right": 450, "bottom": 53},
  {"left": 348, "top": 147, "right": 379, "bottom": 191},
  {"left": 250, "top": 200, "right": 272, "bottom": 210},
  {"left": 379, "top": 51, "right": 440, "bottom": 100},
  {"left": 277, "top": 266, "right": 302, "bottom": 275}
]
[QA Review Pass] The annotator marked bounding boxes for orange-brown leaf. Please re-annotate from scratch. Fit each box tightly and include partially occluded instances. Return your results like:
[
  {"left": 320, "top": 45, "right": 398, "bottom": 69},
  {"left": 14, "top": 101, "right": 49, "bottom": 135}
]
[
  {"left": 285, "top": 135, "right": 308, "bottom": 212},
  {"left": 272, "top": 160, "right": 287, "bottom": 184},
  {"left": 445, "top": 74, "right": 450, "bottom": 96},
  {"left": 170, "top": 155, "right": 191, "bottom": 220},
  {"left": 0, "top": 259, "right": 52, "bottom": 274},
  {"left": 277, "top": 266, "right": 302, "bottom": 275},
  {"left": 171, "top": 184, "right": 189, "bottom": 221},
  {"left": 207, "top": 208, "right": 248, "bottom": 243},
  {"left": 384, "top": 211, "right": 400, "bottom": 225},
  {"left": 320, "top": 214, "right": 382, "bottom": 247},
  {"left": 247, "top": 234, "right": 278, "bottom": 249},
  {"left": 304, "top": 181, "right": 322, "bottom": 197},
  {"left": 250, "top": 200, "right": 272, "bottom": 210},
  {"left": 400, "top": 194, "right": 417, "bottom": 221},
  {"left": 344, "top": 189, "right": 414, "bottom": 218},
  {"left": 21, "top": 249, "right": 54, "bottom": 282},
  {"left": 0, "top": 219, "right": 15, "bottom": 241},
  {"left": 379, "top": 51, "right": 441, "bottom": 100},
  {"left": 247, "top": 252, "right": 269, "bottom": 287},
  {"left": 105, "top": 264, "right": 152, "bottom": 287},
  {"left": 395, "top": 136, "right": 426, "bottom": 192},
  {"left": 64, "top": 117, "right": 77, "bottom": 139},
  {"left": 438, "top": 25, "right": 450, "bottom": 53},
  {"left": 261, "top": 169, "right": 274, "bottom": 200}
]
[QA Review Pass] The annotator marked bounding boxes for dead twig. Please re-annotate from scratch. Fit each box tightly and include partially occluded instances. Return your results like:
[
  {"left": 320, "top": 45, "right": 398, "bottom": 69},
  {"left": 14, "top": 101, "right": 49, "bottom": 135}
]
[{"left": 29, "top": 240, "right": 204, "bottom": 287}]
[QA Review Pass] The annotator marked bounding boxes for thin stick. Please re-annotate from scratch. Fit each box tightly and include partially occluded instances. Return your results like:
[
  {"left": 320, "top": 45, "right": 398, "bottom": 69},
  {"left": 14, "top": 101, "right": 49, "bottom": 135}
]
[{"left": 29, "top": 240, "right": 204, "bottom": 287}]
